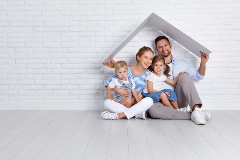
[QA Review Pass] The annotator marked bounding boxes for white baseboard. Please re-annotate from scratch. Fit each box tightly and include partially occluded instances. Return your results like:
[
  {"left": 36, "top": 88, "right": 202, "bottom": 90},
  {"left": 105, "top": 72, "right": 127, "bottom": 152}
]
[
  {"left": 0, "top": 100, "right": 239, "bottom": 110},
  {"left": 203, "top": 101, "right": 240, "bottom": 110},
  {"left": 0, "top": 101, "right": 104, "bottom": 110}
]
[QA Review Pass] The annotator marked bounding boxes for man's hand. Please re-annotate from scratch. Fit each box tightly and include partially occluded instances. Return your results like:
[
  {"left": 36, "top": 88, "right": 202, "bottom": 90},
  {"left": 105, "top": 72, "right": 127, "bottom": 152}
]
[
  {"left": 200, "top": 51, "right": 209, "bottom": 64},
  {"left": 179, "top": 71, "right": 188, "bottom": 75},
  {"left": 198, "top": 51, "right": 209, "bottom": 76},
  {"left": 103, "top": 56, "right": 115, "bottom": 68}
]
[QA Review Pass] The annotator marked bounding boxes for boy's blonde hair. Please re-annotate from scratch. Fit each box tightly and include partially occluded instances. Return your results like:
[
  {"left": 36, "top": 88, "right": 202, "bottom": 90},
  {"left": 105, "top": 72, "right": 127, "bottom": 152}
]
[{"left": 114, "top": 61, "right": 128, "bottom": 73}]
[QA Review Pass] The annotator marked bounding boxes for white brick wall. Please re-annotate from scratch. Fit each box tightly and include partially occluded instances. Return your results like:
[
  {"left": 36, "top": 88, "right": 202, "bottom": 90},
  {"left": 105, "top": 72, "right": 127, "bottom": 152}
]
[{"left": 0, "top": 0, "right": 240, "bottom": 110}]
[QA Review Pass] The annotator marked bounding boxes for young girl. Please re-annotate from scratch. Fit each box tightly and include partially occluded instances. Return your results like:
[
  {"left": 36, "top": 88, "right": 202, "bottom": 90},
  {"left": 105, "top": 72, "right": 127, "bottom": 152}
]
[
  {"left": 106, "top": 61, "right": 141, "bottom": 108},
  {"left": 143, "top": 55, "right": 184, "bottom": 110},
  {"left": 101, "top": 46, "right": 154, "bottom": 120}
]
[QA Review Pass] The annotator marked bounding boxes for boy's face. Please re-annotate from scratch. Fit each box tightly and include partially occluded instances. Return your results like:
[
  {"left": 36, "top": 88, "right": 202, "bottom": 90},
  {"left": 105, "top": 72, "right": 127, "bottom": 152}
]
[
  {"left": 116, "top": 67, "right": 128, "bottom": 81},
  {"left": 156, "top": 39, "right": 172, "bottom": 57}
]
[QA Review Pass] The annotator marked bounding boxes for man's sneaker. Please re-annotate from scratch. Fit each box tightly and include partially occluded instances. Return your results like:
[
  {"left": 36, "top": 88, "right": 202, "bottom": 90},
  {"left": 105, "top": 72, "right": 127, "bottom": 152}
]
[
  {"left": 191, "top": 108, "right": 206, "bottom": 125},
  {"left": 203, "top": 111, "right": 212, "bottom": 121},
  {"left": 101, "top": 111, "right": 118, "bottom": 120},
  {"left": 135, "top": 111, "right": 146, "bottom": 120},
  {"left": 178, "top": 107, "right": 189, "bottom": 112}
]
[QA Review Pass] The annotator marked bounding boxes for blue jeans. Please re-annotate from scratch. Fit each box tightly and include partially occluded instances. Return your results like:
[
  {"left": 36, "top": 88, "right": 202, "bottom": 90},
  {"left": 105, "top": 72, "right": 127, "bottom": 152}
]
[{"left": 142, "top": 89, "right": 177, "bottom": 103}]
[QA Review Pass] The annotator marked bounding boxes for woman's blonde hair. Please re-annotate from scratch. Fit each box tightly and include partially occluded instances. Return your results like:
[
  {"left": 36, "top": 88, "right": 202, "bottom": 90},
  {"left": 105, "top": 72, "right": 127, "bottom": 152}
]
[{"left": 136, "top": 46, "right": 154, "bottom": 62}]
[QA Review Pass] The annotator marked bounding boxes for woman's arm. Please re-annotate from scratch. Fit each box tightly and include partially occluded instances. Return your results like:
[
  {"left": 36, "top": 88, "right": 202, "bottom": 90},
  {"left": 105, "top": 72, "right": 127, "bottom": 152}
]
[
  {"left": 103, "top": 56, "right": 115, "bottom": 68},
  {"left": 132, "top": 89, "right": 139, "bottom": 102},
  {"left": 112, "top": 87, "right": 130, "bottom": 97}
]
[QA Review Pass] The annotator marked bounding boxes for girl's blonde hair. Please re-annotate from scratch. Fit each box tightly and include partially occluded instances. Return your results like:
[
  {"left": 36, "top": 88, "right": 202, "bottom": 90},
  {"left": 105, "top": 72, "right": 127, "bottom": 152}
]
[
  {"left": 149, "top": 55, "right": 171, "bottom": 77},
  {"left": 114, "top": 61, "right": 128, "bottom": 73}
]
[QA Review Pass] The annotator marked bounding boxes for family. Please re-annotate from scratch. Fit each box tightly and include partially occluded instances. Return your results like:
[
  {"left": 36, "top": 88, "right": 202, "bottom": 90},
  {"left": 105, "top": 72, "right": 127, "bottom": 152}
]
[{"left": 101, "top": 36, "right": 211, "bottom": 125}]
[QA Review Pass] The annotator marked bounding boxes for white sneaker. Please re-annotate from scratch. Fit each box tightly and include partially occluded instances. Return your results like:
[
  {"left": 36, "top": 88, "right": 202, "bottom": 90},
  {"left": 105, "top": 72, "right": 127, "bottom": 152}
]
[
  {"left": 202, "top": 111, "right": 211, "bottom": 121},
  {"left": 191, "top": 108, "right": 206, "bottom": 125},
  {"left": 135, "top": 111, "right": 146, "bottom": 120},
  {"left": 178, "top": 107, "right": 189, "bottom": 112},
  {"left": 101, "top": 111, "right": 118, "bottom": 120}
]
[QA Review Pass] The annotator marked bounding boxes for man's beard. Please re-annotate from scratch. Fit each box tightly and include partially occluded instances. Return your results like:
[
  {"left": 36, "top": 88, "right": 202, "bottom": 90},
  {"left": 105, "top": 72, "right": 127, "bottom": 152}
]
[{"left": 161, "top": 52, "right": 171, "bottom": 58}]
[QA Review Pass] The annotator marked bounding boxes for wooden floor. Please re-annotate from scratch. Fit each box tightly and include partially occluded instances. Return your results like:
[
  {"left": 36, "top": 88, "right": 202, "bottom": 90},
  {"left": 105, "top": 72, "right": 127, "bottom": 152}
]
[{"left": 0, "top": 111, "right": 240, "bottom": 160}]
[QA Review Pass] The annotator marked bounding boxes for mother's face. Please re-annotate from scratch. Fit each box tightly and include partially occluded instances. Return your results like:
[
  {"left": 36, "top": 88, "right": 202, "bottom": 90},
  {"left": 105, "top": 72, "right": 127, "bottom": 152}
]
[{"left": 137, "top": 51, "right": 154, "bottom": 69}]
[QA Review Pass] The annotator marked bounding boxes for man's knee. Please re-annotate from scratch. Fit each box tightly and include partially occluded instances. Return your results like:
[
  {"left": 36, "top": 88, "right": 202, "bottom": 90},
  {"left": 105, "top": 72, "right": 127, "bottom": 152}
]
[
  {"left": 178, "top": 73, "right": 191, "bottom": 81},
  {"left": 148, "top": 102, "right": 163, "bottom": 118},
  {"left": 177, "top": 73, "right": 193, "bottom": 85}
]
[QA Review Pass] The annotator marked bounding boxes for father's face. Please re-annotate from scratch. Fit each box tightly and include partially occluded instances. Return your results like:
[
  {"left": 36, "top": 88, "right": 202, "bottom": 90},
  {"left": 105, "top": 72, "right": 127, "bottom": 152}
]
[{"left": 156, "top": 39, "right": 172, "bottom": 57}]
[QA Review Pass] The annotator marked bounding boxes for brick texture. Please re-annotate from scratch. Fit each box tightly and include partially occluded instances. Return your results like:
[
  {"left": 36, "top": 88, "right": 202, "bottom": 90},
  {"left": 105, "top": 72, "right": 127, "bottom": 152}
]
[{"left": 0, "top": 0, "right": 240, "bottom": 109}]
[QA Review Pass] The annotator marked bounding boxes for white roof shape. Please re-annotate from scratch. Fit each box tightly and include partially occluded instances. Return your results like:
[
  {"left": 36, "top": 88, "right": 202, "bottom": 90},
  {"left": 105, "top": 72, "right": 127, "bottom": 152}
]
[{"left": 102, "top": 12, "right": 211, "bottom": 63}]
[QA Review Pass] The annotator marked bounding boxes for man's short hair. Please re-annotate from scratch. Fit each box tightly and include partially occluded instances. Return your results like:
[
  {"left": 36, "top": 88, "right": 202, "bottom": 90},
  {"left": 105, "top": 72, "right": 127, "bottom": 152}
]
[{"left": 155, "top": 36, "right": 170, "bottom": 46}]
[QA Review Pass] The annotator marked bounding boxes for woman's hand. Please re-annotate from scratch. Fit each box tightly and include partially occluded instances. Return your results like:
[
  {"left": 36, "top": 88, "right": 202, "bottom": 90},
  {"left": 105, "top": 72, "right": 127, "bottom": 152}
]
[
  {"left": 114, "top": 87, "right": 130, "bottom": 97},
  {"left": 103, "top": 56, "right": 115, "bottom": 68}
]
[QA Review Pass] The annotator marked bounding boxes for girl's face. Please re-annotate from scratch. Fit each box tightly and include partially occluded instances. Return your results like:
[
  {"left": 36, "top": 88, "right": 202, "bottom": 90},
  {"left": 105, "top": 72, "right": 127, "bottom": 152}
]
[
  {"left": 152, "top": 60, "right": 165, "bottom": 75},
  {"left": 137, "top": 50, "right": 154, "bottom": 69},
  {"left": 116, "top": 67, "right": 128, "bottom": 81}
]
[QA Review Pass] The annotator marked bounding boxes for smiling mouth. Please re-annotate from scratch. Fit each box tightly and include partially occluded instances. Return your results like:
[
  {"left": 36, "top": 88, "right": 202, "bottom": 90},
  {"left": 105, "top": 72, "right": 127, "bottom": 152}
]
[{"left": 144, "top": 63, "right": 150, "bottom": 67}]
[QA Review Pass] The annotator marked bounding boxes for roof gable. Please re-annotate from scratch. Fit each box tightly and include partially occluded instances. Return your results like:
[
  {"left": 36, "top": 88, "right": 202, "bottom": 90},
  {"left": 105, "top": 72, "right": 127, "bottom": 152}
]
[{"left": 103, "top": 12, "right": 211, "bottom": 63}]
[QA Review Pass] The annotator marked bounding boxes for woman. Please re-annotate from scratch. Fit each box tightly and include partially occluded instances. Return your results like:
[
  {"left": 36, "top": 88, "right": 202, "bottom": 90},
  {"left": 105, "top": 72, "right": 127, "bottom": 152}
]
[{"left": 101, "top": 46, "right": 154, "bottom": 120}]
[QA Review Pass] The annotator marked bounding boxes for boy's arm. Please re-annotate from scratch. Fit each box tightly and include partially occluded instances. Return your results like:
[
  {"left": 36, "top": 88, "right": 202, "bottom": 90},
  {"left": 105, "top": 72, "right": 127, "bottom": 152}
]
[{"left": 106, "top": 86, "right": 115, "bottom": 101}]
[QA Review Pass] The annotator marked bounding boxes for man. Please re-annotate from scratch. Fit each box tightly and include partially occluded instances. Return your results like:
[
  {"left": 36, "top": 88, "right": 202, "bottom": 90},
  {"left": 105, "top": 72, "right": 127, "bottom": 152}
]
[{"left": 148, "top": 36, "right": 211, "bottom": 125}]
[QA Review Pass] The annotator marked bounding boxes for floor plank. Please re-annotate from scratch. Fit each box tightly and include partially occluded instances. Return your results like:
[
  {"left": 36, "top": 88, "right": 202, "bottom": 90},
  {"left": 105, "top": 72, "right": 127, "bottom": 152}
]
[
  {"left": 157, "top": 120, "right": 201, "bottom": 160},
  {"left": 35, "top": 111, "right": 87, "bottom": 160},
  {"left": 81, "top": 115, "right": 112, "bottom": 160},
  {"left": 59, "top": 111, "right": 99, "bottom": 160},
  {"left": 191, "top": 111, "right": 240, "bottom": 160},
  {"left": 0, "top": 110, "right": 240, "bottom": 160},
  {"left": 105, "top": 120, "right": 129, "bottom": 160},
  {"left": 173, "top": 120, "right": 224, "bottom": 160},
  {"left": 143, "top": 119, "right": 176, "bottom": 160},
  {"left": 0, "top": 111, "right": 57, "bottom": 160}
]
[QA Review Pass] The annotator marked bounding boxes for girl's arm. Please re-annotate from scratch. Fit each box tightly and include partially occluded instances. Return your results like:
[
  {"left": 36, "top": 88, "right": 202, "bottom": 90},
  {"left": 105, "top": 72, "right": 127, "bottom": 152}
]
[
  {"left": 165, "top": 72, "right": 188, "bottom": 85},
  {"left": 147, "top": 80, "right": 158, "bottom": 93},
  {"left": 165, "top": 77, "right": 178, "bottom": 85},
  {"left": 132, "top": 89, "right": 139, "bottom": 102},
  {"left": 106, "top": 86, "right": 115, "bottom": 101}
]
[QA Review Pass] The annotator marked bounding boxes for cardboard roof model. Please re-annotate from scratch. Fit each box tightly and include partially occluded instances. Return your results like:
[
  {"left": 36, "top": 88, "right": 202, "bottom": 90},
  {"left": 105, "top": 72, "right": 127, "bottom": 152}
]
[{"left": 102, "top": 12, "right": 211, "bottom": 63}]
